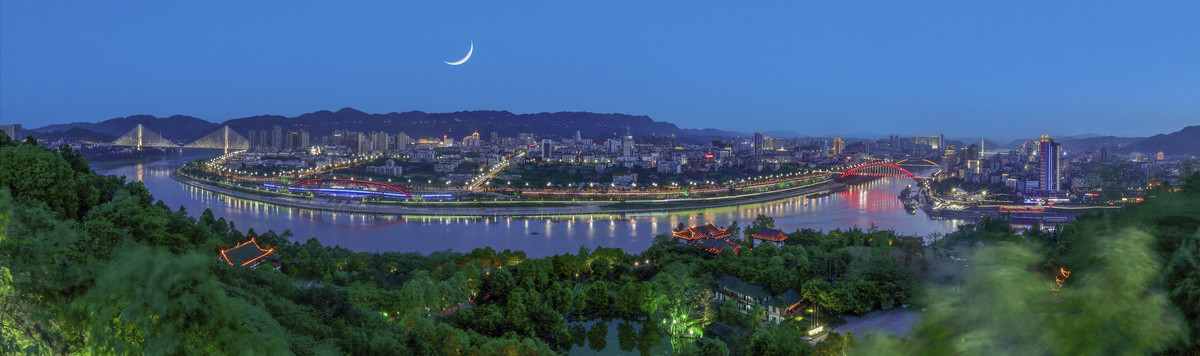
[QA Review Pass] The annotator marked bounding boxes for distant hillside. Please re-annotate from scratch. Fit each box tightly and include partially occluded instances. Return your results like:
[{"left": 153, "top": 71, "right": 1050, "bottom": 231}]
[
  {"left": 680, "top": 128, "right": 747, "bottom": 138},
  {"left": 1121, "top": 125, "right": 1200, "bottom": 155},
  {"left": 1063, "top": 136, "right": 1144, "bottom": 153},
  {"left": 32, "top": 127, "right": 117, "bottom": 143},
  {"left": 34, "top": 115, "right": 220, "bottom": 143},
  {"left": 1003, "top": 135, "right": 1144, "bottom": 153},
  {"left": 223, "top": 108, "right": 708, "bottom": 142},
  {"left": 31, "top": 108, "right": 738, "bottom": 144}
]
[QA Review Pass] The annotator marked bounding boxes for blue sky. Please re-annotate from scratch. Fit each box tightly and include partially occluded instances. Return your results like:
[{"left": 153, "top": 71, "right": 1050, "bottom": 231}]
[{"left": 2, "top": 1, "right": 1198, "bottom": 139}]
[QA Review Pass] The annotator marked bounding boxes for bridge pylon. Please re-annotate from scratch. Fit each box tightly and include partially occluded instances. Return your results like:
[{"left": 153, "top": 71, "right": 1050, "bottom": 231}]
[
  {"left": 186, "top": 126, "right": 250, "bottom": 153},
  {"left": 113, "top": 124, "right": 179, "bottom": 149}
]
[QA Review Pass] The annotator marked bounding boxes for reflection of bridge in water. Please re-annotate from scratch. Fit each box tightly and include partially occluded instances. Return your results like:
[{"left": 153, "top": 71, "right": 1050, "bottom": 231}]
[{"left": 112, "top": 124, "right": 249, "bottom": 153}]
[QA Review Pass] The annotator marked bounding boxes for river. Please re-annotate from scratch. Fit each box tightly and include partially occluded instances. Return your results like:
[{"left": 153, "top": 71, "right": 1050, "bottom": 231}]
[{"left": 95, "top": 150, "right": 964, "bottom": 257}]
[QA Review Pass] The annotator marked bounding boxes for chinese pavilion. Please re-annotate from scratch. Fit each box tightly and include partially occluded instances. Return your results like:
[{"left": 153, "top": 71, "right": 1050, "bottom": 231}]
[
  {"left": 218, "top": 238, "right": 279, "bottom": 270},
  {"left": 673, "top": 223, "right": 732, "bottom": 240},
  {"left": 751, "top": 228, "right": 789, "bottom": 244}
]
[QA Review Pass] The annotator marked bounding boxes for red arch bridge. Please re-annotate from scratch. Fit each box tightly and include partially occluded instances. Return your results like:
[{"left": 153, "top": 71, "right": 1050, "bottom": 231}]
[
  {"left": 838, "top": 162, "right": 927, "bottom": 181},
  {"left": 266, "top": 178, "right": 416, "bottom": 199}
]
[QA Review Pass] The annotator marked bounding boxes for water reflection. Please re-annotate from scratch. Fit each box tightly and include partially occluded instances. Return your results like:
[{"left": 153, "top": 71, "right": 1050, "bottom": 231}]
[{"left": 99, "top": 152, "right": 964, "bottom": 257}]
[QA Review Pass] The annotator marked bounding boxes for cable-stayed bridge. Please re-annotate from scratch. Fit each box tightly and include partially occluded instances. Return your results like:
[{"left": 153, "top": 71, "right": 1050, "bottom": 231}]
[
  {"left": 112, "top": 124, "right": 178, "bottom": 149},
  {"left": 184, "top": 125, "right": 249, "bottom": 152},
  {"left": 113, "top": 125, "right": 249, "bottom": 152}
]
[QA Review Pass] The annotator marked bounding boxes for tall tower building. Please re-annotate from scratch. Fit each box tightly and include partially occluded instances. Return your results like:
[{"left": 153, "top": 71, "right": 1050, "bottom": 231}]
[
  {"left": 753, "top": 132, "right": 763, "bottom": 157},
  {"left": 271, "top": 125, "right": 283, "bottom": 149},
  {"left": 1039, "top": 135, "right": 1062, "bottom": 192},
  {"left": 0, "top": 124, "right": 23, "bottom": 141},
  {"left": 541, "top": 139, "right": 553, "bottom": 158},
  {"left": 621, "top": 130, "right": 635, "bottom": 158},
  {"left": 258, "top": 129, "right": 269, "bottom": 148},
  {"left": 284, "top": 131, "right": 298, "bottom": 149},
  {"left": 396, "top": 132, "right": 409, "bottom": 150},
  {"left": 372, "top": 131, "right": 390, "bottom": 153},
  {"left": 331, "top": 130, "right": 345, "bottom": 147},
  {"left": 832, "top": 137, "right": 845, "bottom": 155},
  {"left": 357, "top": 133, "right": 370, "bottom": 154},
  {"left": 299, "top": 130, "right": 310, "bottom": 148}
]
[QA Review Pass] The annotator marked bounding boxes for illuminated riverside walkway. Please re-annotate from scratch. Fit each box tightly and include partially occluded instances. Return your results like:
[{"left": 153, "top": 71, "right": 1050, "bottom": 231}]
[{"left": 172, "top": 170, "right": 844, "bottom": 217}]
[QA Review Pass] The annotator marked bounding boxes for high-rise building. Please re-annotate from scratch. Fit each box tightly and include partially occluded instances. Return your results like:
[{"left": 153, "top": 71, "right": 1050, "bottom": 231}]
[
  {"left": 396, "top": 132, "right": 409, "bottom": 150},
  {"left": 541, "top": 139, "right": 553, "bottom": 158},
  {"left": 256, "top": 129, "right": 268, "bottom": 147},
  {"left": 942, "top": 150, "right": 956, "bottom": 176},
  {"left": 966, "top": 144, "right": 979, "bottom": 162},
  {"left": 372, "top": 131, "right": 390, "bottom": 153},
  {"left": 621, "top": 133, "right": 635, "bottom": 158},
  {"left": 357, "top": 133, "right": 370, "bottom": 154},
  {"left": 753, "top": 132, "right": 763, "bottom": 157},
  {"left": 463, "top": 131, "right": 480, "bottom": 147},
  {"left": 331, "top": 130, "right": 345, "bottom": 147},
  {"left": 271, "top": 125, "right": 283, "bottom": 149},
  {"left": 1039, "top": 135, "right": 1062, "bottom": 192},
  {"left": 0, "top": 124, "right": 22, "bottom": 141},
  {"left": 299, "top": 130, "right": 310, "bottom": 148},
  {"left": 284, "top": 131, "right": 298, "bottom": 149},
  {"left": 575, "top": 130, "right": 582, "bottom": 142},
  {"left": 832, "top": 137, "right": 844, "bottom": 155}
]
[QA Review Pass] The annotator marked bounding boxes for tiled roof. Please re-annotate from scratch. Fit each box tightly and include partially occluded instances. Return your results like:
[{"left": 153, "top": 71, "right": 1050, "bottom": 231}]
[
  {"left": 694, "top": 239, "right": 742, "bottom": 255},
  {"left": 768, "top": 289, "right": 804, "bottom": 309},
  {"left": 751, "top": 228, "right": 789, "bottom": 242},
  {"left": 707, "top": 321, "right": 737, "bottom": 342},
  {"left": 714, "top": 274, "right": 772, "bottom": 300},
  {"left": 219, "top": 239, "right": 275, "bottom": 267},
  {"left": 673, "top": 223, "right": 731, "bottom": 240}
]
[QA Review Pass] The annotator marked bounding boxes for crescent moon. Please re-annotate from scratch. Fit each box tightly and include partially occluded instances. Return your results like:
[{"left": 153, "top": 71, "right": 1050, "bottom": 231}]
[{"left": 445, "top": 41, "right": 473, "bottom": 65}]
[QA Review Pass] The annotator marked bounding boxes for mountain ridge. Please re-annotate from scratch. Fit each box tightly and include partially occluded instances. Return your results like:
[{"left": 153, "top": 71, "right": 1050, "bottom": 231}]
[{"left": 33, "top": 108, "right": 736, "bottom": 144}]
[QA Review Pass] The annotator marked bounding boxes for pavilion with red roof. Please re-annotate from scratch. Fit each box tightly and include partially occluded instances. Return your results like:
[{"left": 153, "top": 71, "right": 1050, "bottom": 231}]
[
  {"left": 751, "top": 228, "right": 789, "bottom": 245},
  {"left": 218, "top": 238, "right": 279, "bottom": 270},
  {"left": 673, "top": 223, "right": 732, "bottom": 241}
]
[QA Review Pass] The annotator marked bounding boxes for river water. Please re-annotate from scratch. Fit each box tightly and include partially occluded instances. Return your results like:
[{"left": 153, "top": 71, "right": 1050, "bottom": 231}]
[{"left": 96, "top": 150, "right": 964, "bottom": 257}]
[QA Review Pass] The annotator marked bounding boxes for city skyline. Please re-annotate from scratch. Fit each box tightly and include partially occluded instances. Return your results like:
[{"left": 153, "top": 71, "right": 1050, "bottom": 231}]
[{"left": 3, "top": 1, "right": 1200, "bottom": 138}]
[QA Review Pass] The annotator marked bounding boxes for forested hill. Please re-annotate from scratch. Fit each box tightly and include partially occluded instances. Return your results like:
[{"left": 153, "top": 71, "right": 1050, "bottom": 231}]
[
  {"left": 221, "top": 108, "right": 690, "bottom": 141},
  {"left": 1121, "top": 125, "right": 1200, "bottom": 155},
  {"left": 32, "top": 108, "right": 736, "bottom": 144},
  {"left": 32, "top": 115, "right": 220, "bottom": 143}
]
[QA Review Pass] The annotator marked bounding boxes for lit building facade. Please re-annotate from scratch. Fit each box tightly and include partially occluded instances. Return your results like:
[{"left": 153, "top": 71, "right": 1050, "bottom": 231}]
[
  {"left": 1039, "top": 135, "right": 1061, "bottom": 192},
  {"left": 753, "top": 132, "right": 763, "bottom": 157}
]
